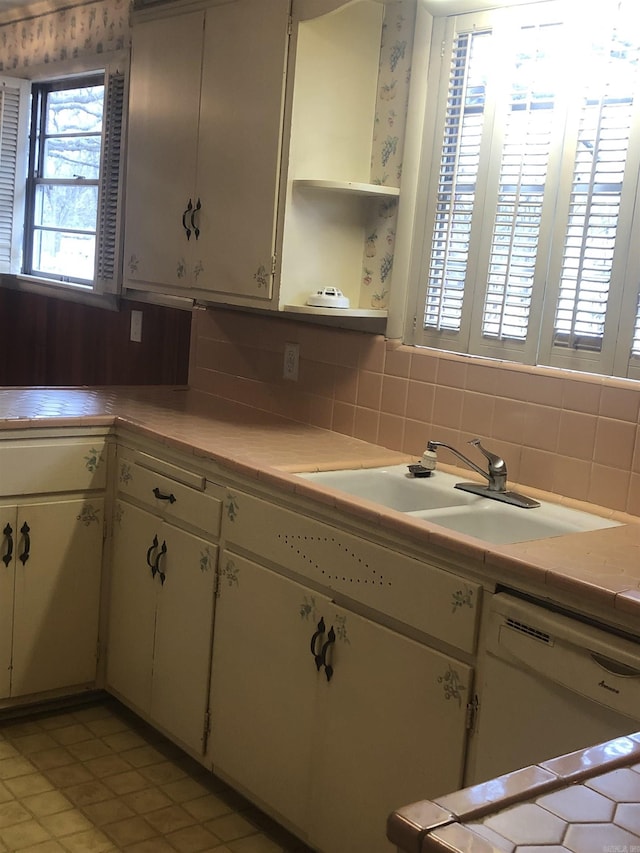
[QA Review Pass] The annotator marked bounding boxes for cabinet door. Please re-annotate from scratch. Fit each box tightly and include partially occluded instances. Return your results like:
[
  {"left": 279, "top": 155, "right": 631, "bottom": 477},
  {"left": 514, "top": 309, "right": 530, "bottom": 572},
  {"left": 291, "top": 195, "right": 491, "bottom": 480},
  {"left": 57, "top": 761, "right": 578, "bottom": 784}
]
[
  {"left": 151, "top": 522, "right": 217, "bottom": 755},
  {"left": 12, "top": 498, "right": 104, "bottom": 697},
  {"left": 195, "top": 0, "right": 290, "bottom": 301},
  {"left": 210, "top": 552, "right": 324, "bottom": 835},
  {"left": 309, "top": 603, "right": 474, "bottom": 853},
  {"left": 107, "top": 500, "right": 159, "bottom": 712},
  {"left": 124, "top": 12, "right": 203, "bottom": 290},
  {"left": 0, "top": 506, "right": 16, "bottom": 699}
]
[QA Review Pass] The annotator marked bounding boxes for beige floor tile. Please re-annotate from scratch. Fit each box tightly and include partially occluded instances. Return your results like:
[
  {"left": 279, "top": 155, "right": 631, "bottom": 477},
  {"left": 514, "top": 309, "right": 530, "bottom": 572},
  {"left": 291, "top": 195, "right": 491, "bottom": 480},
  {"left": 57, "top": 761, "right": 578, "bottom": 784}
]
[
  {"left": 0, "top": 799, "right": 31, "bottom": 828},
  {"left": 50, "top": 725, "right": 94, "bottom": 746},
  {"left": 121, "top": 745, "right": 166, "bottom": 768},
  {"left": 0, "top": 755, "right": 37, "bottom": 780},
  {"left": 43, "top": 764, "right": 93, "bottom": 789},
  {"left": 66, "top": 739, "right": 114, "bottom": 763},
  {"left": 40, "top": 808, "right": 94, "bottom": 837},
  {"left": 102, "top": 815, "right": 157, "bottom": 847},
  {"left": 63, "top": 780, "right": 113, "bottom": 808},
  {"left": 102, "top": 770, "right": 148, "bottom": 796},
  {"left": 227, "top": 836, "right": 284, "bottom": 853},
  {"left": 1, "top": 721, "right": 43, "bottom": 739},
  {"left": 0, "top": 817, "right": 52, "bottom": 849},
  {"left": 206, "top": 813, "right": 259, "bottom": 843},
  {"left": 82, "top": 797, "right": 136, "bottom": 827},
  {"left": 0, "top": 782, "right": 14, "bottom": 804},
  {"left": 19, "top": 840, "right": 67, "bottom": 853},
  {"left": 161, "top": 776, "right": 212, "bottom": 803},
  {"left": 38, "top": 714, "right": 78, "bottom": 732},
  {"left": 166, "top": 822, "right": 222, "bottom": 852},
  {"left": 139, "top": 760, "right": 187, "bottom": 786},
  {"left": 70, "top": 706, "right": 114, "bottom": 724},
  {"left": 144, "top": 803, "right": 197, "bottom": 834},
  {"left": 183, "top": 794, "right": 234, "bottom": 822},
  {"left": 85, "top": 716, "right": 129, "bottom": 738},
  {"left": 101, "top": 731, "right": 148, "bottom": 753},
  {"left": 4, "top": 771, "right": 54, "bottom": 798},
  {"left": 29, "top": 748, "right": 76, "bottom": 772},
  {"left": 0, "top": 742, "right": 19, "bottom": 761},
  {"left": 58, "top": 826, "right": 115, "bottom": 852},
  {"left": 121, "top": 839, "right": 176, "bottom": 852},
  {"left": 21, "top": 790, "right": 73, "bottom": 817},
  {"left": 122, "top": 787, "right": 173, "bottom": 815},
  {"left": 12, "top": 733, "right": 59, "bottom": 755},
  {"left": 84, "top": 754, "right": 132, "bottom": 778}
]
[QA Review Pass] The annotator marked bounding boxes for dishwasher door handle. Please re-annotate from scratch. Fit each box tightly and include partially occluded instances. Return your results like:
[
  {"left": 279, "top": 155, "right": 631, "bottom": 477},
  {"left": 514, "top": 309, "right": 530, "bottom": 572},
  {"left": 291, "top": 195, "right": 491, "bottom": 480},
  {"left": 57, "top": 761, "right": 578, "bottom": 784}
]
[{"left": 590, "top": 651, "right": 640, "bottom": 678}]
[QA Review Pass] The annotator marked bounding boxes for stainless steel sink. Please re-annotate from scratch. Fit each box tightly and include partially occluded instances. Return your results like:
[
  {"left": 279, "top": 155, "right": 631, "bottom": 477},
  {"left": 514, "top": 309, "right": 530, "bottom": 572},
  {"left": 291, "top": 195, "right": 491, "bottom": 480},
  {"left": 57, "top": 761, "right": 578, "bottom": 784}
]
[{"left": 297, "top": 465, "right": 621, "bottom": 543}]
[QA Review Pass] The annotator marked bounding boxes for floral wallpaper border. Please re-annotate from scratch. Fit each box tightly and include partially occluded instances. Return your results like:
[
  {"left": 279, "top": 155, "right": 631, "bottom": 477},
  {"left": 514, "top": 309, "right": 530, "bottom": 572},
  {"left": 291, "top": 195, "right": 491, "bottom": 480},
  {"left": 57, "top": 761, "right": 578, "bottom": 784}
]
[{"left": 0, "top": 0, "right": 130, "bottom": 72}]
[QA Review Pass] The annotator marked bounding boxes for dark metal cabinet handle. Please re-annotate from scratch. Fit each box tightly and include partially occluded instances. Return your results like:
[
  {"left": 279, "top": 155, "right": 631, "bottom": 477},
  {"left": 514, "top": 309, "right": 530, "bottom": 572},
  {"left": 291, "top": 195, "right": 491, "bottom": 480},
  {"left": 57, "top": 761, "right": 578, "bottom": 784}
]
[
  {"left": 19, "top": 521, "right": 30, "bottom": 565},
  {"left": 310, "top": 617, "right": 326, "bottom": 666},
  {"left": 190, "top": 197, "right": 201, "bottom": 240},
  {"left": 146, "top": 534, "right": 159, "bottom": 576},
  {"left": 2, "top": 523, "right": 13, "bottom": 567},
  {"left": 155, "top": 540, "right": 168, "bottom": 585},
  {"left": 153, "top": 487, "right": 176, "bottom": 504},
  {"left": 318, "top": 626, "right": 336, "bottom": 682},
  {"left": 182, "top": 199, "right": 193, "bottom": 240}
]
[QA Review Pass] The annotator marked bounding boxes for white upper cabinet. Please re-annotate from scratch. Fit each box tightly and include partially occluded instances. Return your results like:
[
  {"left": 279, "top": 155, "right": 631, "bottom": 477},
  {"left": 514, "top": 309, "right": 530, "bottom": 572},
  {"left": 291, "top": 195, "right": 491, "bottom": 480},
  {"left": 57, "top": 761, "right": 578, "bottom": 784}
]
[
  {"left": 123, "top": 0, "right": 291, "bottom": 303},
  {"left": 124, "top": 0, "right": 409, "bottom": 326}
]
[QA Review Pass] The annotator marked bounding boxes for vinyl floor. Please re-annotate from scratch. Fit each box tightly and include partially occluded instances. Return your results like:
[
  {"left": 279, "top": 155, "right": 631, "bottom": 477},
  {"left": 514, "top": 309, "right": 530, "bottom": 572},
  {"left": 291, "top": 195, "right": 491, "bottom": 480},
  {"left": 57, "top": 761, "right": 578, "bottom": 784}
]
[{"left": 0, "top": 697, "right": 312, "bottom": 852}]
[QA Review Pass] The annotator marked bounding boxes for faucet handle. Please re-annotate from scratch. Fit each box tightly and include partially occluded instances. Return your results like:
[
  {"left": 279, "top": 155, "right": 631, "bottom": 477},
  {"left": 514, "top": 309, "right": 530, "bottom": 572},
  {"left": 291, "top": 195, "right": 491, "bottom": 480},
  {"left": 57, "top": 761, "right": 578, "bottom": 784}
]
[{"left": 469, "top": 439, "right": 506, "bottom": 474}]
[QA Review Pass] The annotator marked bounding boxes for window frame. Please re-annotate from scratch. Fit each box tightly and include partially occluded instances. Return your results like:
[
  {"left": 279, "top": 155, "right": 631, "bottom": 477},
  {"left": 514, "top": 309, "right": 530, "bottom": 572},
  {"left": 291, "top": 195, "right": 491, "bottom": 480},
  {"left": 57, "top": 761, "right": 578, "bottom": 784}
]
[
  {"left": 401, "top": 0, "right": 640, "bottom": 382},
  {"left": 0, "top": 52, "right": 128, "bottom": 305}
]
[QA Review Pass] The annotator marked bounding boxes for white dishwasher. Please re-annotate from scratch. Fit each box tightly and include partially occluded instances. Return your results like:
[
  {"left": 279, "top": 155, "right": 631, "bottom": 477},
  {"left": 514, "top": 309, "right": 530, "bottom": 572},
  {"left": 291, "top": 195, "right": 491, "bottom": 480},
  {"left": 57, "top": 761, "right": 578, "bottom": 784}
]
[{"left": 468, "top": 592, "right": 640, "bottom": 785}]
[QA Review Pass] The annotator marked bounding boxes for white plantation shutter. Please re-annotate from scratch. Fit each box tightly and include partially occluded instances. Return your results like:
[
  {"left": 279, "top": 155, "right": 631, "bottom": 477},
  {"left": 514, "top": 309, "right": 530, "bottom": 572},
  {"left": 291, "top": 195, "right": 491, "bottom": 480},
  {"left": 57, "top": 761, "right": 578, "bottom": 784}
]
[
  {"left": 424, "top": 29, "right": 490, "bottom": 335},
  {"left": 95, "top": 64, "right": 127, "bottom": 293},
  {"left": 411, "top": 0, "right": 640, "bottom": 379},
  {"left": 0, "top": 77, "right": 29, "bottom": 274}
]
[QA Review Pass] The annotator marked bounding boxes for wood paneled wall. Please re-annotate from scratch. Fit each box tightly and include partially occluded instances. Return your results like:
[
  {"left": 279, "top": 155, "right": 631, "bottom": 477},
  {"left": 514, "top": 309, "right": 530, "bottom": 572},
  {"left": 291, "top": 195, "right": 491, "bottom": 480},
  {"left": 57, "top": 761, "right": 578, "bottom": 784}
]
[{"left": 0, "top": 289, "right": 191, "bottom": 386}]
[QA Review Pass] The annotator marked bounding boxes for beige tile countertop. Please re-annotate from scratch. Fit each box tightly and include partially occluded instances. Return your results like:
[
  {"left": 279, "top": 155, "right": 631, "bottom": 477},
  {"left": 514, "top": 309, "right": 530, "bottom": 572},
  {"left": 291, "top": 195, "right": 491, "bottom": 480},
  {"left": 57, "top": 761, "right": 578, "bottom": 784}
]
[
  {"left": 2, "top": 385, "right": 640, "bottom": 625},
  {"left": 388, "top": 731, "right": 640, "bottom": 853}
]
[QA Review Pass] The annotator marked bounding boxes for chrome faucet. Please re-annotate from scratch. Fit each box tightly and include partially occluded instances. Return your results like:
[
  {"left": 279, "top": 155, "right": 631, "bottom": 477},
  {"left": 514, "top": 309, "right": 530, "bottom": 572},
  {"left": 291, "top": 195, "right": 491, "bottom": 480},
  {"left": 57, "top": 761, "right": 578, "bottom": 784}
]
[{"left": 426, "top": 438, "right": 539, "bottom": 508}]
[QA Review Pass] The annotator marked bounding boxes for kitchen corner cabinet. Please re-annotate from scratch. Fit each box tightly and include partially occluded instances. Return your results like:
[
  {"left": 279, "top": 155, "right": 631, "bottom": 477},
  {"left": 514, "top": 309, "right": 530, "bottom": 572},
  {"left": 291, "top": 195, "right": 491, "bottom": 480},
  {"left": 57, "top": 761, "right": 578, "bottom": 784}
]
[
  {"left": 210, "top": 488, "right": 477, "bottom": 852},
  {"left": 106, "top": 448, "right": 224, "bottom": 755},
  {"left": 123, "top": 0, "right": 291, "bottom": 304},
  {"left": 0, "top": 434, "right": 108, "bottom": 701}
]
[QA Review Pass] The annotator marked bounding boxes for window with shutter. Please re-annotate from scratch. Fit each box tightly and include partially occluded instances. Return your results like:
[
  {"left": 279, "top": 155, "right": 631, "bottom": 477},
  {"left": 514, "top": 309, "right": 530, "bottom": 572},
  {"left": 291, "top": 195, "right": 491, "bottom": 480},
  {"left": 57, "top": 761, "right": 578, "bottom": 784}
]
[
  {"left": 409, "top": 0, "right": 640, "bottom": 380},
  {"left": 0, "top": 57, "right": 126, "bottom": 298}
]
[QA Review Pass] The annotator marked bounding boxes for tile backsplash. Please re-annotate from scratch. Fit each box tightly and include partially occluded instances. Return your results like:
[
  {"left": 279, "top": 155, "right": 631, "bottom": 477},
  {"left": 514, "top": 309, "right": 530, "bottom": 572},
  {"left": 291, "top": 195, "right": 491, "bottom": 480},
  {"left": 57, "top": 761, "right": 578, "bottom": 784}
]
[{"left": 189, "top": 307, "right": 640, "bottom": 518}]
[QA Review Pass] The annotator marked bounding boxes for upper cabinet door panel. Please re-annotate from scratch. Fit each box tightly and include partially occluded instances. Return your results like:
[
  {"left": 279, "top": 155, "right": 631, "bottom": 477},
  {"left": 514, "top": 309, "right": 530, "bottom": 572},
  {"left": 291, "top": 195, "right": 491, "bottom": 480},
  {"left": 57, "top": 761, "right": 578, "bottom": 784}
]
[
  {"left": 195, "top": 0, "right": 290, "bottom": 301},
  {"left": 124, "top": 11, "right": 204, "bottom": 290}
]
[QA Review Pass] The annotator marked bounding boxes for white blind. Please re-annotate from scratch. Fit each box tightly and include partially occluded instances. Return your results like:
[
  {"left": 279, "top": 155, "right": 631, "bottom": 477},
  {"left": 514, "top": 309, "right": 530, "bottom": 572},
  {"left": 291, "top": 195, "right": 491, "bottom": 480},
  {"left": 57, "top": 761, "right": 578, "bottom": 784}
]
[
  {"left": 96, "top": 67, "right": 127, "bottom": 293},
  {"left": 424, "top": 30, "right": 490, "bottom": 332},
  {"left": 552, "top": 24, "right": 640, "bottom": 352},
  {"left": 0, "top": 79, "right": 28, "bottom": 273},
  {"left": 482, "top": 23, "right": 561, "bottom": 342}
]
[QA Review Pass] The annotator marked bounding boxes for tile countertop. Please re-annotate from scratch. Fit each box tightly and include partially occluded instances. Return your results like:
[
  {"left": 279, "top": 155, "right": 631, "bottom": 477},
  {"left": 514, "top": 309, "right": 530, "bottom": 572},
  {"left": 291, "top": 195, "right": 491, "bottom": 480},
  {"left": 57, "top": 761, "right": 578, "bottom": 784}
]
[
  {"left": 2, "top": 386, "right": 640, "bottom": 625},
  {"left": 388, "top": 731, "right": 640, "bottom": 853}
]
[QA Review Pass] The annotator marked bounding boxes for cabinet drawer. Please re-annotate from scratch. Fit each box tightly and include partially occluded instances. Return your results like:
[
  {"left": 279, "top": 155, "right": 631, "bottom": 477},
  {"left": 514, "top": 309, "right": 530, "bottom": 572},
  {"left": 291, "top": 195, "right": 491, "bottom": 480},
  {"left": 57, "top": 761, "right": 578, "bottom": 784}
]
[
  {"left": 0, "top": 438, "right": 107, "bottom": 496},
  {"left": 117, "top": 453, "right": 222, "bottom": 538},
  {"left": 223, "top": 490, "right": 480, "bottom": 654}
]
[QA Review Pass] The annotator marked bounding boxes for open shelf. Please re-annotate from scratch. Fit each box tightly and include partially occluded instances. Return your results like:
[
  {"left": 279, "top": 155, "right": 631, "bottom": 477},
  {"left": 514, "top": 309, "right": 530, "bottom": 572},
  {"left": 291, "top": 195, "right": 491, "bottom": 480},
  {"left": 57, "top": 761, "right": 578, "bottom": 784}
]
[{"left": 293, "top": 179, "right": 400, "bottom": 198}]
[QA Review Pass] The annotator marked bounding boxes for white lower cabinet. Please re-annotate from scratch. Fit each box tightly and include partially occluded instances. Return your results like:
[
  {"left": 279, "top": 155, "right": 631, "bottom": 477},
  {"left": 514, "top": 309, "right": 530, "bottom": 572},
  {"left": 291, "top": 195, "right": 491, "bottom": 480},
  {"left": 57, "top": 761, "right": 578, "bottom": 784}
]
[
  {"left": 107, "top": 499, "right": 218, "bottom": 755},
  {"left": 1, "top": 497, "right": 105, "bottom": 699},
  {"left": 210, "top": 550, "right": 474, "bottom": 853}
]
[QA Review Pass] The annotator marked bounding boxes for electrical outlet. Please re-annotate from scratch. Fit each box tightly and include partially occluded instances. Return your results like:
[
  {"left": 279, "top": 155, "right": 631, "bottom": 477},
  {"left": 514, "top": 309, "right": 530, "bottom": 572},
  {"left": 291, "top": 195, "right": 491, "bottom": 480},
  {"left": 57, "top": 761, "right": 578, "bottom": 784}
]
[
  {"left": 130, "top": 310, "right": 143, "bottom": 343},
  {"left": 283, "top": 342, "right": 299, "bottom": 381}
]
